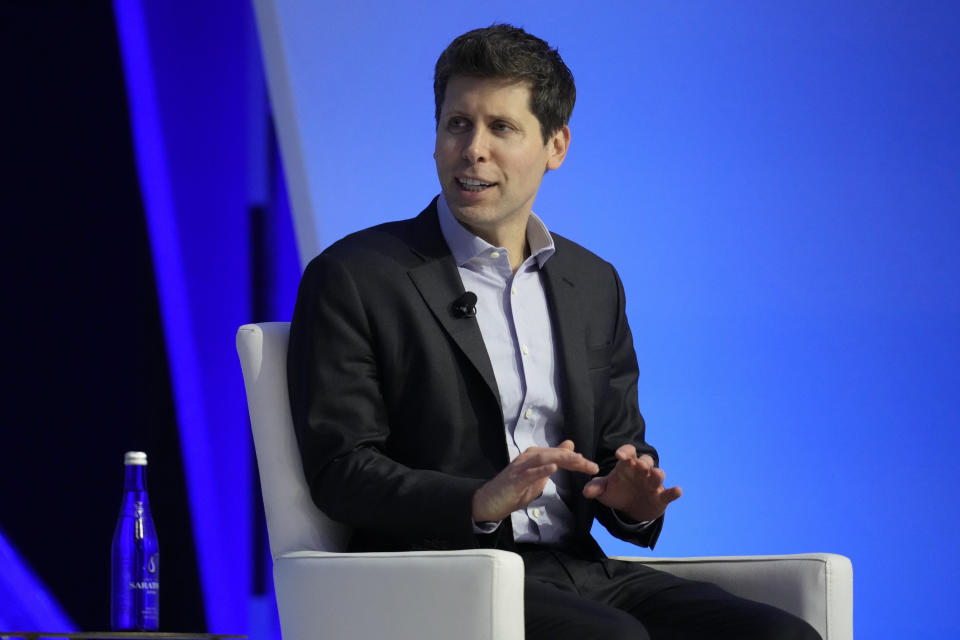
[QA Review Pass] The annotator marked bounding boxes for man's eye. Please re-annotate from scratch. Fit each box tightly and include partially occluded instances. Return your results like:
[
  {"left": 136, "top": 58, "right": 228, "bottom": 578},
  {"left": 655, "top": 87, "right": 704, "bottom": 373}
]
[{"left": 447, "top": 117, "right": 468, "bottom": 131}]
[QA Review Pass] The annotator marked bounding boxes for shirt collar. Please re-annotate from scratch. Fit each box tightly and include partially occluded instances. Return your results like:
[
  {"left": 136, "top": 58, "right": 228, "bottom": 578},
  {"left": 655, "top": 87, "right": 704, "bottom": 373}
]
[{"left": 436, "top": 193, "right": 555, "bottom": 268}]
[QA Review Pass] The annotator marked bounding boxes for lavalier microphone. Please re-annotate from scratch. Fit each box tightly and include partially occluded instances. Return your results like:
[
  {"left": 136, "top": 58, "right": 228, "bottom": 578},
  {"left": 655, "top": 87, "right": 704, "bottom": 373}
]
[{"left": 452, "top": 291, "right": 478, "bottom": 319}]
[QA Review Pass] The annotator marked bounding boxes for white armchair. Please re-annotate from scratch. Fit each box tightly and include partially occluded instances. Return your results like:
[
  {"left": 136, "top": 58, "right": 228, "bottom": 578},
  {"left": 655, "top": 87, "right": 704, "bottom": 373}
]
[{"left": 237, "top": 322, "right": 852, "bottom": 640}]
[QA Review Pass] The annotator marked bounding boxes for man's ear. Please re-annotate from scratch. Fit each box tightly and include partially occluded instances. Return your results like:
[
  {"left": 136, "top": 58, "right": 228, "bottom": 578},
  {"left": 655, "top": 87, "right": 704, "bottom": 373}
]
[{"left": 546, "top": 125, "right": 571, "bottom": 171}]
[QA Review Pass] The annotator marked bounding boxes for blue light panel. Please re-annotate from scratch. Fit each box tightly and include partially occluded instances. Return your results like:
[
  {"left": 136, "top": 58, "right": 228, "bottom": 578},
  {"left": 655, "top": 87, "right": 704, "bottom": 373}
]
[{"left": 256, "top": 2, "right": 960, "bottom": 638}]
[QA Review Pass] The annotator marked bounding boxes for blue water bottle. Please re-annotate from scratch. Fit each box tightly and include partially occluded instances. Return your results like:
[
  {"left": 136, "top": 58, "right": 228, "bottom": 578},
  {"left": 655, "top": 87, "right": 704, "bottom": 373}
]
[{"left": 111, "top": 451, "right": 160, "bottom": 630}]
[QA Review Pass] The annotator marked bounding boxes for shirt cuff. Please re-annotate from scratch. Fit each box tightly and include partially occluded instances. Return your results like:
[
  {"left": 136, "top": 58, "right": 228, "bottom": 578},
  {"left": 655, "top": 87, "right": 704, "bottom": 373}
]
[
  {"left": 610, "top": 508, "right": 653, "bottom": 531},
  {"left": 472, "top": 519, "right": 500, "bottom": 534}
]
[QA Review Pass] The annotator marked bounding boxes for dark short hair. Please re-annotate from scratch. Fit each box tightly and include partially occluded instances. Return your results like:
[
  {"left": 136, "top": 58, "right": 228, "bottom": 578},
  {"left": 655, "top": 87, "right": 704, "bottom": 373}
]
[{"left": 434, "top": 24, "right": 576, "bottom": 143}]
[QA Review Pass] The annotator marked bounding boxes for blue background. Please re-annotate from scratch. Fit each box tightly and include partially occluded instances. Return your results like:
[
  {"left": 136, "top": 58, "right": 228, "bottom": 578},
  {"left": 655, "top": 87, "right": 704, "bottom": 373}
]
[
  {"left": 259, "top": 2, "right": 960, "bottom": 637},
  {"left": 3, "top": 1, "right": 955, "bottom": 638}
]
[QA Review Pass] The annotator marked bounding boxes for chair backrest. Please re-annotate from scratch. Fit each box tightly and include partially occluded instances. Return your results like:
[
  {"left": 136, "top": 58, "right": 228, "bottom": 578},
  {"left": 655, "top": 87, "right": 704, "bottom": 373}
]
[{"left": 236, "top": 322, "right": 351, "bottom": 557}]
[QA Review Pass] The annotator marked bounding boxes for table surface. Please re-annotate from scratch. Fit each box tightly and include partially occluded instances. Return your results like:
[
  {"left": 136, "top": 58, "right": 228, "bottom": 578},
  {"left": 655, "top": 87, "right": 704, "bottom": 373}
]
[{"left": 0, "top": 633, "right": 245, "bottom": 639}]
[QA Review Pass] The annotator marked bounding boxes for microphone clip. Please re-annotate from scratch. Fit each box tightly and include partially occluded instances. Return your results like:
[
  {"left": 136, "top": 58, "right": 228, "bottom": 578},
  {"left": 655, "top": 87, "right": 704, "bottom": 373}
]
[{"left": 452, "top": 291, "right": 478, "bottom": 319}]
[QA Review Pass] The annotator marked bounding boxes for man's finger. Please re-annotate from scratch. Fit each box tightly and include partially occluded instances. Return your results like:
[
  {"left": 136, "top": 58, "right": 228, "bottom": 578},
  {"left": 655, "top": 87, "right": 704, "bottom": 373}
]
[
  {"left": 582, "top": 476, "right": 607, "bottom": 499},
  {"left": 520, "top": 463, "right": 558, "bottom": 481},
  {"left": 524, "top": 448, "right": 598, "bottom": 475},
  {"left": 661, "top": 486, "right": 683, "bottom": 504},
  {"left": 615, "top": 444, "right": 637, "bottom": 460},
  {"left": 555, "top": 456, "right": 599, "bottom": 475}
]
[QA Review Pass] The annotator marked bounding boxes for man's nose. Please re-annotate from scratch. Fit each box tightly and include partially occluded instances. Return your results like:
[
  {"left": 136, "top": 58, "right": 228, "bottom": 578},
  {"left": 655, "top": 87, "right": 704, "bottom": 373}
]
[{"left": 462, "top": 128, "right": 488, "bottom": 163}]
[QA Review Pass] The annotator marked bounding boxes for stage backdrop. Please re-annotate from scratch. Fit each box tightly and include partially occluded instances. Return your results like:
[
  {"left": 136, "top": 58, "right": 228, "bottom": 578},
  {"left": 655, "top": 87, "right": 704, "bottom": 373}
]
[{"left": 255, "top": 1, "right": 960, "bottom": 638}]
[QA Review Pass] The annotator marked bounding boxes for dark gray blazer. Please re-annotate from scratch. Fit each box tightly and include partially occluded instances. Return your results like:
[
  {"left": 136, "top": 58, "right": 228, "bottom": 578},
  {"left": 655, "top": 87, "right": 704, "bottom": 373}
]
[{"left": 287, "top": 199, "right": 663, "bottom": 555}]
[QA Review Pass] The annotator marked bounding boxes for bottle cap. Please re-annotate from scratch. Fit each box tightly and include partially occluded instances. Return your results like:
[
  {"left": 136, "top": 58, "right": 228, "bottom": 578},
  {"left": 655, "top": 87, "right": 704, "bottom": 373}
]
[{"left": 124, "top": 451, "right": 148, "bottom": 466}]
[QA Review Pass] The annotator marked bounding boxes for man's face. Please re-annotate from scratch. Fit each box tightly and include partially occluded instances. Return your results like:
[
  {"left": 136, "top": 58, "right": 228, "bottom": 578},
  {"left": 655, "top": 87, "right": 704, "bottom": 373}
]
[{"left": 434, "top": 75, "right": 569, "bottom": 240}]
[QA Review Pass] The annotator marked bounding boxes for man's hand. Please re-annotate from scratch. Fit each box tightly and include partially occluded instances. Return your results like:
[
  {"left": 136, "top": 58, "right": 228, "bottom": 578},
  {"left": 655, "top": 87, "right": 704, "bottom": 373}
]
[
  {"left": 473, "top": 440, "right": 599, "bottom": 523},
  {"left": 581, "top": 444, "right": 682, "bottom": 523}
]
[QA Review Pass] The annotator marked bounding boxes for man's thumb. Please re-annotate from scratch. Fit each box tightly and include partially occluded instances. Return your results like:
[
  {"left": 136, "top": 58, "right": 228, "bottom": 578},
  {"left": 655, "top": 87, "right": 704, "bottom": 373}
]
[{"left": 582, "top": 476, "right": 606, "bottom": 499}]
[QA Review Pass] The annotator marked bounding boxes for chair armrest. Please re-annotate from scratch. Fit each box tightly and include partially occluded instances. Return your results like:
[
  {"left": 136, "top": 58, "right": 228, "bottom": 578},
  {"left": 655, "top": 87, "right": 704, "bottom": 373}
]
[
  {"left": 273, "top": 549, "right": 525, "bottom": 640},
  {"left": 613, "top": 553, "right": 852, "bottom": 640}
]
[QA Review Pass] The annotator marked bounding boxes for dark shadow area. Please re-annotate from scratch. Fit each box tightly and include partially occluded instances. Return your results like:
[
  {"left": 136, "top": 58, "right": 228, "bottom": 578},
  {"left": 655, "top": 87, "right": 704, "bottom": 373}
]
[{"left": 0, "top": 1, "right": 205, "bottom": 631}]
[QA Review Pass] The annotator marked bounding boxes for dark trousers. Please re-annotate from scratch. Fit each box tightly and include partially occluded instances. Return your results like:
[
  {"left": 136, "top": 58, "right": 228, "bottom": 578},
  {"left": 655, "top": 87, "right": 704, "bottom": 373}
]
[{"left": 518, "top": 547, "right": 822, "bottom": 640}]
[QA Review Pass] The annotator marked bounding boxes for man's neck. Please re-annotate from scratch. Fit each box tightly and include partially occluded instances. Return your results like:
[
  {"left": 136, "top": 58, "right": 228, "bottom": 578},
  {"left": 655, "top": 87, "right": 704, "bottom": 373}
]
[{"left": 463, "top": 215, "right": 530, "bottom": 273}]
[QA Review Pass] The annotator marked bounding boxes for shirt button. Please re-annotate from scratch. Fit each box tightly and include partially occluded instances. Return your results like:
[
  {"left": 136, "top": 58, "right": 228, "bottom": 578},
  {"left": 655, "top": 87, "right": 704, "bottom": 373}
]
[
  {"left": 511, "top": 287, "right": 517, "bottom": 295},
  {"left": 521, "top": 345, "right": 529, "bottom": 355},
  {"left": 524, "top": 408, "right": 532, "bottom": 419},
  {"left": 532, "top": 508, "right": 541, "bottom": 518},
  {"left": 490, "top": 251, "right": 500, "bottom": 259}
]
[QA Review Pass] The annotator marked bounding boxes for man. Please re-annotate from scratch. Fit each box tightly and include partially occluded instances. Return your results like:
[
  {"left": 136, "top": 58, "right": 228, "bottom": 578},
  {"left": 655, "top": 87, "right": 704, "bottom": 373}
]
[{"left": 288, "top": 24, "right": 819, "bottom": 640}]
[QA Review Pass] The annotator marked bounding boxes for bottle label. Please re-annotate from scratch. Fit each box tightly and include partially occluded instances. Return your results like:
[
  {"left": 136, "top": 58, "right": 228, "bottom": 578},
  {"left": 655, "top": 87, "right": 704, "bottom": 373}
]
[
  {"left": 112, "top": 515, "right": 160, "bottom": 630},
  {"left": 129, "top": 581, "right": 160, "bottom": 590}
]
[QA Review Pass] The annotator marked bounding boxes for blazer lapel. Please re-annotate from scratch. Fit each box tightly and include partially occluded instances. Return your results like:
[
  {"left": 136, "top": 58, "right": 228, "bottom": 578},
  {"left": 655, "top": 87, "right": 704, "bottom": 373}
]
[{"left": 406, "top": 204, "right": 501, "bottom": 409}]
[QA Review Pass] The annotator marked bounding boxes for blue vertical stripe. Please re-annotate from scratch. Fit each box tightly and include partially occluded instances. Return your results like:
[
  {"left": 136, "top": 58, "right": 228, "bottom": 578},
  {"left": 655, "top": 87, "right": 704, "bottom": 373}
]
[{"left": 112, "top": 0, "right": 253, "bottom": 633}]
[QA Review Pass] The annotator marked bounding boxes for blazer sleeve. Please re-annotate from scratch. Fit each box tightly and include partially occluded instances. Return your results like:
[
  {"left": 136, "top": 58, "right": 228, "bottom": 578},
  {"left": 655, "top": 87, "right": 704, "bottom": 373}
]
[
  {"left": 590, "top": 263, "right": 665, "bottom": 549},
  {"left": 287, "top": 253, "right": 484, "bottom": 549}
]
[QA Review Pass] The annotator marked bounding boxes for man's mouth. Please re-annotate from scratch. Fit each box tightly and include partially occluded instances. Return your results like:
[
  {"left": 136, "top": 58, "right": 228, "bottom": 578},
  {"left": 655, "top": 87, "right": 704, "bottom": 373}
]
[{"left": 456, "top": 177, "right": 496, "bottom": 192}]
